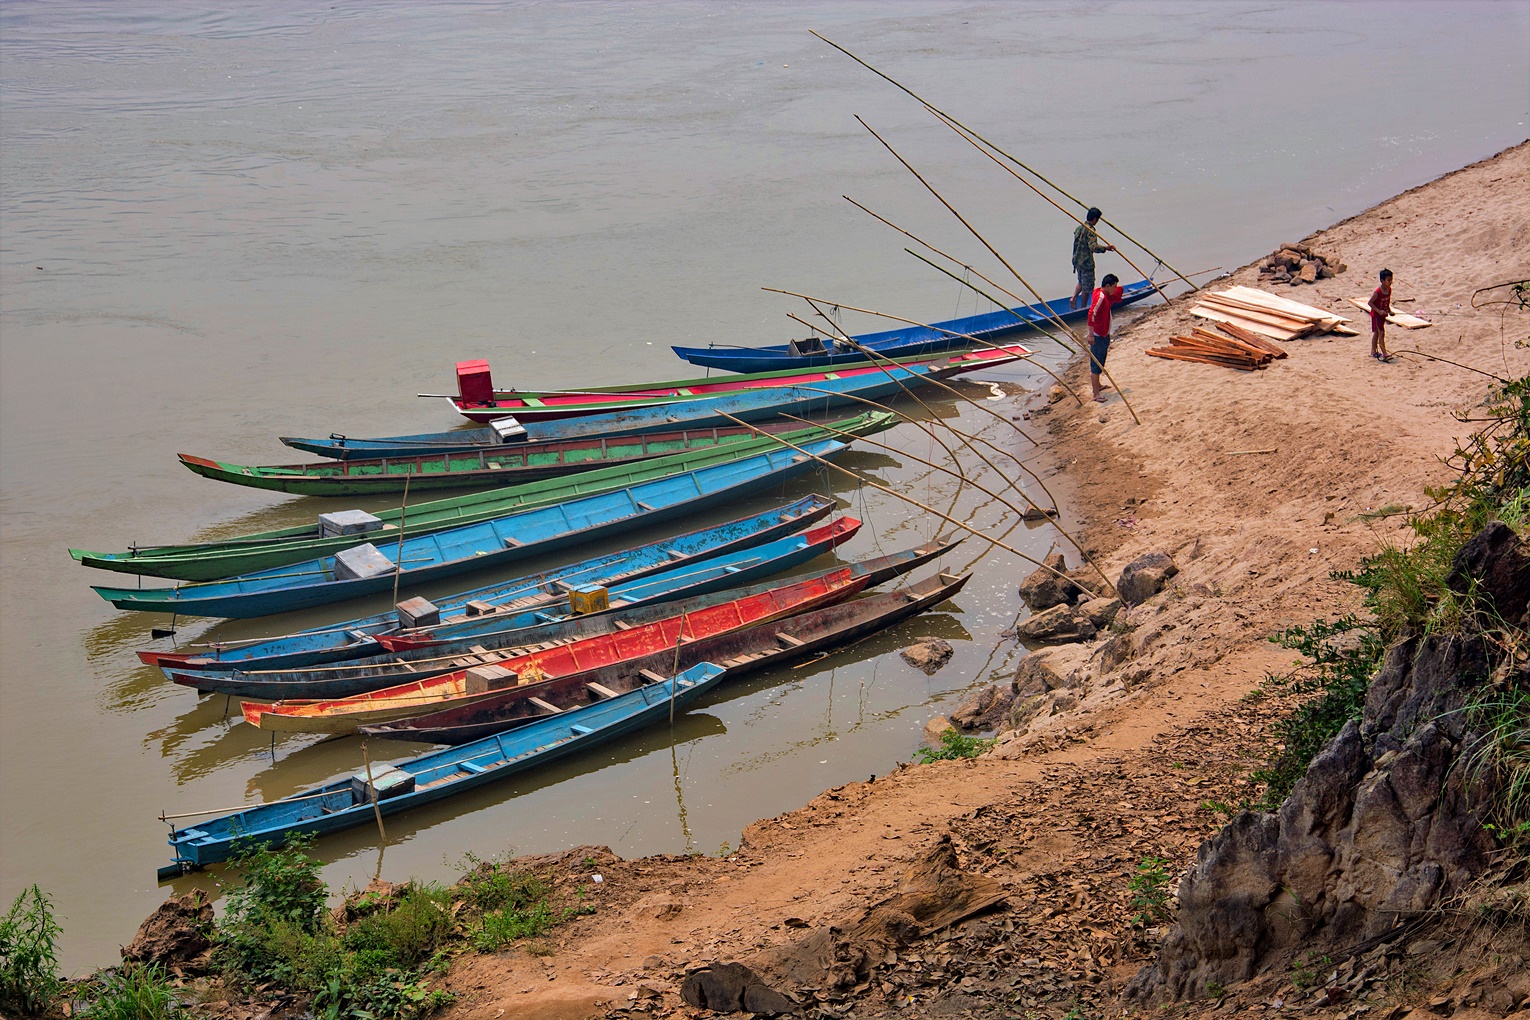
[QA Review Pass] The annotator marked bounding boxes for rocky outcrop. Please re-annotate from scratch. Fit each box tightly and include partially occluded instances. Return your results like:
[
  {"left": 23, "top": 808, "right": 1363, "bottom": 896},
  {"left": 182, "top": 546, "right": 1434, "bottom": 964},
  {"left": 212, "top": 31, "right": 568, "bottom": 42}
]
[
  {"left": 1018, "top": 552, "right": 1085, "bottom": 610},
  {"left": 1116, "top": 550, "right": 1177, "bottom": 606},
  {"left": 122, "top": 889, "right": 214, "bottom": 969},
  {"left": 1015, "top": 603, "right": 1097, "bottom": 644},
  {"left": 901, "top": 636, "right": 953, "bottom": 674},
  {"left": 1127, "top": 523, "right": 1521, "bottom": 1003},
  {"left": 949, "top": 684, "right": 1015, "bottom": 733}
]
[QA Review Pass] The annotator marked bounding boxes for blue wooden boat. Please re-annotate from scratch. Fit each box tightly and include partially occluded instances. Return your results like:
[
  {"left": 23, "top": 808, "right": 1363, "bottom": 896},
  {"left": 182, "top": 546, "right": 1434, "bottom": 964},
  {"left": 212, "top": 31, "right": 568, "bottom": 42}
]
[
  {"left": 167, "top": 535, "right": 959, "bottom": 700},
  {"left": 139, "top": 495, "right": 835, "bottom": 674},
  {"left": 283, "top": 367, "right": 950, "bottom": 461},
  {"left": 95, "top": 438, "right": 849, "bottom": 619},
  {"left": 159, "top": 661, "right": 726, "bottom": 875},
  {"left": 671, "top": 279, "right": 1157, "bottom": 373}
]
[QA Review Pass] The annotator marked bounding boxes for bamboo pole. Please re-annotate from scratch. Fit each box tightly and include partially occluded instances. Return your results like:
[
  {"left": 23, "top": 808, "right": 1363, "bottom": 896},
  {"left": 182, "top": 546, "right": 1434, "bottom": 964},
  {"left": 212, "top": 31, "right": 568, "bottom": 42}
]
[
  {"left": 791, "top": 304, "right": 1049, "bottom": 513},
  {"left": 809, "top": 30, "right": 1198, "bottom": 293},
  {"left": 787, "top": 272, "right": 1088, "bottom": 404},
  {"left": 391, "top": 471, "right": 411, "bottom": 606},
  {"left": 712, "top": 410, "right": 1114, "bottom": 599},
  {"left": 851, "top": 116, "right": 1143, "bottom": 425},
  {"left": 786, "top": 382, "right": 1067, "bottom": 514},
  {"left": 361, "top": 741, "right": 388, "bottom": 844},
  {"left": 854, "top": 115, "right": 1082, "bottom": 350},
  {"left": 840, "top": 195, "right": 1080, "bottom": 354},
  {"left": 905, "top": 249, "right": 1143, "bottom": 423},
  {"left": 767, "top": 286, "right": 1093, "bottom": 434},
  {"left": 926, "top": 109, "right": 1177, "bottom": 306},
  {"left": 777, "top": 412, "right": 1106, "bottom": 587}
]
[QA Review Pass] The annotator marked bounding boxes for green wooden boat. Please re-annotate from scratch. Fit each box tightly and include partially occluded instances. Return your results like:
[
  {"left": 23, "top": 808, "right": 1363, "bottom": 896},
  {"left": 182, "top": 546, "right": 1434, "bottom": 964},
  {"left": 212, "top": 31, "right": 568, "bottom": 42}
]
[
  {"left": 177, "top": 419, "right": 824, "bottom": 497},
  {"left": 71, "top": 411, "right": 894, "bottom": 582}
]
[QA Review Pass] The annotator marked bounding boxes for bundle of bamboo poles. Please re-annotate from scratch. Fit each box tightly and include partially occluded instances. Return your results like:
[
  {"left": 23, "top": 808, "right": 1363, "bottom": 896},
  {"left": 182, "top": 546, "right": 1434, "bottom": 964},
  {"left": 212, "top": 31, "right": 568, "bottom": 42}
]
[
  {"left": 1146, "top": 322, "right": 1289, "bottom": 371},
  {"left": 1189, "top": 285, "right": 1356, "bottom": 341}
]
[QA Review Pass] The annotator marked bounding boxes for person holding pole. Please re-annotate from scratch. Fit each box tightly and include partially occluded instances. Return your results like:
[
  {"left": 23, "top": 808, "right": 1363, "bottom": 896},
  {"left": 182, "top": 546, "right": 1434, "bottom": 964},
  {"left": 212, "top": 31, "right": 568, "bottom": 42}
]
[
  {"left": 1071, "top": 207, "right": 1115, "bottom": 310},
  {"left": 1087, "top": 274, "right": 1126, "bottom": 403},
  {"left": 1368, "top": 268, "right": 1395, "bottom": 362}
]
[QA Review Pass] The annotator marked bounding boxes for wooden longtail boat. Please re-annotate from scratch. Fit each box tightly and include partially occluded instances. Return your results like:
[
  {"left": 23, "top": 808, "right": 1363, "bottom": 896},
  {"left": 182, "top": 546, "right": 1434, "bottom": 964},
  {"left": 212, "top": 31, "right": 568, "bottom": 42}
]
[
  {"left": 672, "top": 280, "right": 1155, "bottom": 373},
  {"left": 363, "top": 570, "right": 969, "bottom": 745},
  {"left": 180, "top": 419, "right": 845, "bottom": 496},
  {"left": 93, "top": 437, "right": 850, "bottom": 619},
  {"left": 287, "top": 381, "right": 917, "bottom": 460},
  {"left": 240, "top": 567, "right": 867, "bottom": 733},
  {"left": 137, "top": 494, "right": 834, "bottom": 673},
  {"left": 437, "top": 344, "right": 1032, "bottom": 423},
  {"left": 159, "top": 662, "right": 726, "bottom": 875},
  {"left": 73, "top": 412, "right": 887, "bottom": 581},
  {"left": 168, "top": 537, "right": 958, "bottom": 700}
]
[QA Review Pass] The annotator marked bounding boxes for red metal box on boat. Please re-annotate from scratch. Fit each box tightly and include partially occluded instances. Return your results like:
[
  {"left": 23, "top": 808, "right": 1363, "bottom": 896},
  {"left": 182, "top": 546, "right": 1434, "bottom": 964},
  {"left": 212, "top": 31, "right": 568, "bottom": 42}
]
[{"left": 456, "top": 359, "right": 494, "bottom": 405}]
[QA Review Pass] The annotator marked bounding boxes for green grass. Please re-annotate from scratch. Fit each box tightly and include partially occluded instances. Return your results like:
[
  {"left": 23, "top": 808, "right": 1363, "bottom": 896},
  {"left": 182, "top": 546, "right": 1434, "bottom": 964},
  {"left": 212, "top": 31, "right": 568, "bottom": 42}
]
[
  {"left": 84, "top": 964, "right": 182, "bottom": 1020},
  {"left": 0, "top": 884, "right": 62, "bottom": 1016},
  {"left": 913, "top": 728, "right": 996, "bottom": 762}
]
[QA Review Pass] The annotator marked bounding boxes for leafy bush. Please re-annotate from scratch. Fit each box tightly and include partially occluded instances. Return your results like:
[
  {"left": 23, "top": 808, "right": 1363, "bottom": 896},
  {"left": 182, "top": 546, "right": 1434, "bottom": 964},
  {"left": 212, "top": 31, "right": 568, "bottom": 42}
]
[
  {"left": 219, "top": 836, "right": 328, "bottom": 983},
  {"left": 0, "top": 885, "right": 62, "bottom": 1015},
  {"left": 472, "top": 902, "right": 556, "bottom": 952},
  {"left": 1128, "top": 856, "right": 1174, "bottom": 926},
  {"left": 913, "top": 729, "right": 995, "bottom": 762},
  {"left": 342, "top": 884, "right": 453, "bottom": 969},
  {"left": 214, "top": 840, "right": 455, "bottom": 1018},
  {"left": 1250, "top": 616, "right": 1383, "bottom": 809},
  {"left": 85, "top": 963, "right": 182, "bottom": 1020}
]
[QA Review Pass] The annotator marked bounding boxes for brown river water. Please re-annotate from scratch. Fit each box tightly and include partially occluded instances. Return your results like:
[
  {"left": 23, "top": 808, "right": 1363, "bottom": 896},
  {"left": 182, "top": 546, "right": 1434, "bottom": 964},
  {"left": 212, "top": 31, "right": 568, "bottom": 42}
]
[{"left": 1, "top": 1, "right": 1525, "bottom": 969}]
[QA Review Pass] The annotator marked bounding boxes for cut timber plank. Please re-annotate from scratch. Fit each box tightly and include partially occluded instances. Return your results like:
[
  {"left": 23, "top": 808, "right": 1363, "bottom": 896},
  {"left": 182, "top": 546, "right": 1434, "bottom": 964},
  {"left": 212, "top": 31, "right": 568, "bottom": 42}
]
[
  {"left": 1219, "top": 286, "right": 1350, "bottom": 327},
  {"left": 528, "top": 697, "right": 561, "bottom": 714},
  {"left": 776, "top": 632, "right": 806, "bottom": 647},
  {"left": 1189, "top": 305, "right": 1303, "bottom": 342},
  {"left": 1346, "top": 297, "right": 1432, "bottom": 328},
  {"left": 586, "top": 682, "right": 619, "bottom": 700},
  {"left": 638, "top": 669, "right": 667, "bottom": 684}
]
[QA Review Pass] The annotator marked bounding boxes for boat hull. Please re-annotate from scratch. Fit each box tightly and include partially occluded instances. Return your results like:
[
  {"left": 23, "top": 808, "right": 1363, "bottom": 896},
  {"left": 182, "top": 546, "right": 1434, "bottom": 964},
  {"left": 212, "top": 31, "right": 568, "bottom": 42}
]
[
  {"left": 94, "top": 438, "right": 849, "bottom": 618},
  {"left": 364, "top": 570, "right": 971, "bottom": 745},
  {"left": 162, "top": 662, "right": 727, "bottom": 872},
  {"left": 448, "top": 344, "right": 1031, "bottom": 423},
  {"left": 136, "top": 495, "right": 836, "bottom": 673},
  {"left": 672, "top": 281, "right": 1155, "bottom": 373}
]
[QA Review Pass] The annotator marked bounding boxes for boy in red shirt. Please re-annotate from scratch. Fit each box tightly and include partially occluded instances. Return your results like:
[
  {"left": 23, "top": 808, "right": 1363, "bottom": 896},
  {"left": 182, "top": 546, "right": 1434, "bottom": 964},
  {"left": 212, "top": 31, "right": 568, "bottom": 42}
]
[
  {"left": 1087, "top": 273, "right": 1126, "bottom": 402},
  {"left": 1368, "top": 268, "right": 1394, "bottom": 362}
]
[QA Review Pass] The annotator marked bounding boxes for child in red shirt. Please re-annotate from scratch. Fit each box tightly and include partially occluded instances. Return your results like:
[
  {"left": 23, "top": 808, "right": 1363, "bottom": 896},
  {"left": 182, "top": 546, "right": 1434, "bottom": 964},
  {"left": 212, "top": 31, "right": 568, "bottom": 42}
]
[
  {"left": 1368, "top": 268, "right": 1394, "bottom": 362},
  {"left": 1087, "top": 274, "right": 1126, "bottom": 402}
]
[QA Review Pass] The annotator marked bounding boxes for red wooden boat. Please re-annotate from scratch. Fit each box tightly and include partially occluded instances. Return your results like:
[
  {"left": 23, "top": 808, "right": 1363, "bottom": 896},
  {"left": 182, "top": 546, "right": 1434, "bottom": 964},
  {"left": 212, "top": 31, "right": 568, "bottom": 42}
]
[
  {"left": 432, "top": 345, "right": 1032, "bottom": 424},
  {"left": 241, "top": 566, "right": 869, "bottom": 733}
]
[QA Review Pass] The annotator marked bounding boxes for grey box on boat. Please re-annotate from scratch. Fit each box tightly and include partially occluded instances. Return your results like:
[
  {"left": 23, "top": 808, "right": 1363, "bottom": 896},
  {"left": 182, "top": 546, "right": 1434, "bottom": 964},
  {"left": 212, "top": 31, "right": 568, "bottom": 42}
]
[
  {"left": 465, "top": 663, "right": 517, "bottom": 695},
  {"left": 491, "top": 416, "right": 528, "bottom": 443},
  {"left": 333, "top": 542, "right": 397, "bottom": 581},
  {"left": 349, "top": 764, "right": 415, "bottom": 803},
  {"left": 319, "top": 509, "right": 385, "bottom": 538},
  {"left": 395, "top": 596, "right": 441, "bottom": 629}
]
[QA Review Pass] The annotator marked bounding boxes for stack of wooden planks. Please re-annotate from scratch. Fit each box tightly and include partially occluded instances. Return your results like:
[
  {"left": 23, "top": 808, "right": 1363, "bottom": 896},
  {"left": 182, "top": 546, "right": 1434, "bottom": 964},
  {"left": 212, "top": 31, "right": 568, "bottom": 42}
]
[
  {"left": 1190, "top": 285, "right": 1358, "bottom": 340},
  {"left": 1146, "top": 322, "right": 1289, "bottom": 372}
]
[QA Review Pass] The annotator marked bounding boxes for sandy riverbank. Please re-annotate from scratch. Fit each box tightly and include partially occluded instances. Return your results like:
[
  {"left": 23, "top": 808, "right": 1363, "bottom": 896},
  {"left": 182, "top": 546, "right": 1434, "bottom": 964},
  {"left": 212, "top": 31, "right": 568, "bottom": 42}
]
[{"left": 168, "top": 142, "right": 1526, "bottom": 1020}]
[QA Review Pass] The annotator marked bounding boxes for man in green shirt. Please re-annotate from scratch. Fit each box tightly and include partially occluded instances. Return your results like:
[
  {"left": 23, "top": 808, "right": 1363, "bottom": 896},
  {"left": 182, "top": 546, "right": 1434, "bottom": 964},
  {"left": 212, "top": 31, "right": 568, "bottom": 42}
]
[{"left": 1070, "top": 207, "right": 1115, "bottom": 310}]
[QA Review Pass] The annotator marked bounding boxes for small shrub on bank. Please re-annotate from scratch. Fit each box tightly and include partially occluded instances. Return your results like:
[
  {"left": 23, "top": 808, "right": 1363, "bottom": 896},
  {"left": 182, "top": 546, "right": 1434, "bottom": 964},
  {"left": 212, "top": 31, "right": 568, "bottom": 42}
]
[
  {"left": 84, "top": 963, "right": 182, "bottom": 1020},
  {"left": 0, "top": 884, "right": 62, "bottom": 1015},
  {"left": 913, "top": 729, "right": 995, "bottom": 762},
  {"left": 1251, "top": 616, "right": 1383, "bottom": 810}
]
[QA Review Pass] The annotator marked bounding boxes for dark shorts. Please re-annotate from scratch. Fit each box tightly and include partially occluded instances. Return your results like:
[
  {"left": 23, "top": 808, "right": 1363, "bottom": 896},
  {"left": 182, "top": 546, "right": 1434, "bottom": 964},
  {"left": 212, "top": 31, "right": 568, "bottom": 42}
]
[
  {"left": 1088, "top": 333, "right": 1111, "bottom": 373},
  {"left": 1076, "top": 265, "right": 1094, "bottom": 293}
]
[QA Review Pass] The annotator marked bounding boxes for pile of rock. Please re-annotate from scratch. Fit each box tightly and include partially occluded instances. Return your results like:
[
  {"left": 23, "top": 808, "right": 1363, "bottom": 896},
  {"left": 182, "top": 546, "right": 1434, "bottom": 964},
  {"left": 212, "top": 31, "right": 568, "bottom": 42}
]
[{"left": 1256, "top": 242, "right": 1346, "bottom": 285}]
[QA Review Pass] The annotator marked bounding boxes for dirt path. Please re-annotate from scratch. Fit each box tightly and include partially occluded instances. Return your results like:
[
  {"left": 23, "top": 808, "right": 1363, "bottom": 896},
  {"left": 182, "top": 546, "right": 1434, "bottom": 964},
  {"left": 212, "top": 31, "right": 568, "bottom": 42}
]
[{"left": 439, "top": 142, "right": 1529, "bottom": 1020}]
